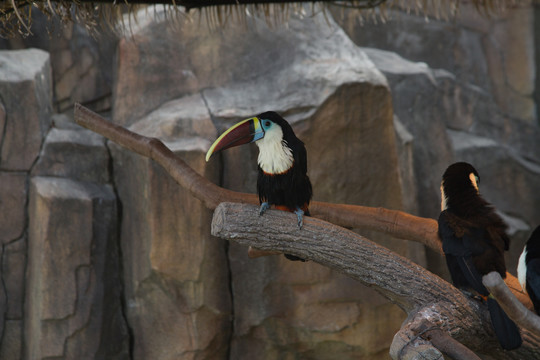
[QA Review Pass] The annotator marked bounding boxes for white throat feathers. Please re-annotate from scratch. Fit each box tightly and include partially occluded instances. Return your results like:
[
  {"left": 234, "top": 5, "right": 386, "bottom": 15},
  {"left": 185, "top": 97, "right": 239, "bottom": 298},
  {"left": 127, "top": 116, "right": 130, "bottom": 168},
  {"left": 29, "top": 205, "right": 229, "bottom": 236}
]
[
  {"left": 517, "top": 248, "right": 528, "bottom": 292},
  {"left": 256, "top": 125, "right": 294, "bottom": 174}
]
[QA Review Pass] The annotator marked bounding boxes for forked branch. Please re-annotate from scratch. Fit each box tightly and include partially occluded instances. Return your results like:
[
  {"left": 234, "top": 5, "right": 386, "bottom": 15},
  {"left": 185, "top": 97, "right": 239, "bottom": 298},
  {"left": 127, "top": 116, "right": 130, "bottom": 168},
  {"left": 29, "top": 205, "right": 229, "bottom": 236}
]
[{"left": 211, "top": 202, "right": 540, "bottom": 359}]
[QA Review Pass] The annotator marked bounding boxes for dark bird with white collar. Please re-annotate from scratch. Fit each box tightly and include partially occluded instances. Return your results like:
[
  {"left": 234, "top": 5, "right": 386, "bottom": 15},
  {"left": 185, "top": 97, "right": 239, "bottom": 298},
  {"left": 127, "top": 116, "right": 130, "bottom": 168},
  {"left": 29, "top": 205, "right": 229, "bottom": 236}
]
[
  {"left": 438, "top": 162, "right": 522, "bottom": 350},
  {"left": 518, "top": 225, "right": 540, "bottom": 315},
  {"left": 206, "top": 111, "right": 313, "bottom": 260}
]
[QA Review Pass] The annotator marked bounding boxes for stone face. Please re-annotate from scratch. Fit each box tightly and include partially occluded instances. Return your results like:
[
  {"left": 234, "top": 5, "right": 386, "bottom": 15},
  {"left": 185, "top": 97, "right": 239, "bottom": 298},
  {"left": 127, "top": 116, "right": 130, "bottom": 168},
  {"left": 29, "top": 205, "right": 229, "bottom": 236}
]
[
  {"left": 332, "top": 3, "right": 536, "bottom": 123},
  {"left": 110, "top": 100, "right": 230, "bottom": 360},
  {"left": 32, "top": 114, "right": 110, "bottom": 184},
  {"left": 0, "top": 320, "right": 22, "bottom": 360},
  {"left": 0, "top": 172, "right": 27, "bottom": 244},
  {"left": 363, "top": 48, "right": 454, "bottom": 218},
  {"left": 363, "top": 46, "right": 540, "bottom": 277},
  {"left": 25, "top": 177, "right": 129, "bottom": 360},
  {"left": 114, "top": 7, "right": 385, "bottom": 127},
  {"left": 3, "top": 238, "right": 26, "bottom": 320},
  {"left": 448, "top": 130, "right": 540, "bottom": 226},
  {"left": 0, "top": 49, "right": 52, "bottom": 170},
  {"left": 0, "top": 13, "right": 116, "bottom": 113}
]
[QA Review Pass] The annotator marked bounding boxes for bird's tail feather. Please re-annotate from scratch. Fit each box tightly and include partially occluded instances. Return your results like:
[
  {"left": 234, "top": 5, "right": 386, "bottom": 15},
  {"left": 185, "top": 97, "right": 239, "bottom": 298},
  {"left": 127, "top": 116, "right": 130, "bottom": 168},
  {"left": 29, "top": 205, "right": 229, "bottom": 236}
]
[{"left": 487, "top": 297, "right": 522, "bottom": 350}]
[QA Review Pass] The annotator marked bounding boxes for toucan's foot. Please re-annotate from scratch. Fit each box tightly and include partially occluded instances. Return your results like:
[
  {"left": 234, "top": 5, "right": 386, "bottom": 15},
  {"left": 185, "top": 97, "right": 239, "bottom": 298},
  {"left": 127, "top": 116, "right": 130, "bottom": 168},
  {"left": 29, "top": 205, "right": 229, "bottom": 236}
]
[
  {"left": 294, "top": 207, "right": 304, "bottom": 229},
  {"left": 461, "top": 289, "right": 484, "bottom": 302},
  {"left": 259, "top": 202, "right": 270, "bottom": 216},
  {"left": 284, "top": 254, "right": 307, "bottom": 262}
]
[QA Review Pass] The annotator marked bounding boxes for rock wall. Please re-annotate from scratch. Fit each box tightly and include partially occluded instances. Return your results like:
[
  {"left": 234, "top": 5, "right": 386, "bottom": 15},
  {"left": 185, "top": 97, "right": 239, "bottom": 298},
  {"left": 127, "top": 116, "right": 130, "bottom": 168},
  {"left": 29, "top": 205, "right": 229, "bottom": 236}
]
[
  {"left": 331, "top": 2, "right": 540, "bottom": 275},
  {"left": 331, "top": 2, "right": 536, "bottom": 123},
  {"left": 0, "top": 3, "right": 539, "bottom": 360},
  {"left": 0, "top": 49, "right": 129, "bottom": 359}
]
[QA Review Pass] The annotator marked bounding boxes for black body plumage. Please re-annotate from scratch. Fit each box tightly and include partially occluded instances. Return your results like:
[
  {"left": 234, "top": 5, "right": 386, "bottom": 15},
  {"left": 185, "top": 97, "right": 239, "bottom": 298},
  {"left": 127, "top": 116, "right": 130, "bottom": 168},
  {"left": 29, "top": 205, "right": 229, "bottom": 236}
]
[
  {"left": 255, "top": 112, "right": 312, "bottom": 262},
  {"left": 255, "top": 112, "right": 312, "bottom": 214},
  {"left": 206, "top": 111, "right": 313, "bottom": 261},
  {"left": 438, "top": 162, "right": 522, "bottom": 350},
  {"left": 519, "top": 225, "right": 540, "bottom": 314}
]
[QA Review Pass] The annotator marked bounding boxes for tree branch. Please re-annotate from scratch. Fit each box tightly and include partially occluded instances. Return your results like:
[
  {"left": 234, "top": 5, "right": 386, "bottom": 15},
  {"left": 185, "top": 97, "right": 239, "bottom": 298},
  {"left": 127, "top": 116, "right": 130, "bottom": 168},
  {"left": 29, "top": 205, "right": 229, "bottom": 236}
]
[
  {"left": 73, "top": 103, "right": 530, "bottom": 304},
  {"left": 483, "top": 272, "right": 540, "bottom": 338},
  {"left": 211, "top": 202, "right": 540, "bottom": 359},
  {"left": 73, "top": 103, "right": 540, "bottom": 357},
  {"left": 74, "top": 103, "right": 439, "bottom": 247},
  {"left": 390, "top": 317, "right": 481, "bottom": 360}
]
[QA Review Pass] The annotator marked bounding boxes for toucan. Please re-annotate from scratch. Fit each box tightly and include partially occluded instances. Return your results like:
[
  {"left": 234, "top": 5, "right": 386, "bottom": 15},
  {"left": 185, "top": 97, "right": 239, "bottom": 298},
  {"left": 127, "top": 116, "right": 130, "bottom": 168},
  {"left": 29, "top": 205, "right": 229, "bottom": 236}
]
[
  {"left": 438, "top": 162, "right": 522, "bottom": 350},
  {"left": 206, "top": 111, "right": 313, "bottom": 261},
  {"left": 517, "top": 225, "right": 540, "bottom": 314}
]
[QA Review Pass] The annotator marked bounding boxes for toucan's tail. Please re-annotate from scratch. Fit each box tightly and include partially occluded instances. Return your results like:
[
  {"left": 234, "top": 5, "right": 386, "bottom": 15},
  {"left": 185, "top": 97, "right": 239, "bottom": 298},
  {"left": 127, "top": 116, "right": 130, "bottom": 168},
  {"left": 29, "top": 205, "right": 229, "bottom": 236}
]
[{"left": 487, "top": 297, "right": 522, "bottom": 350}]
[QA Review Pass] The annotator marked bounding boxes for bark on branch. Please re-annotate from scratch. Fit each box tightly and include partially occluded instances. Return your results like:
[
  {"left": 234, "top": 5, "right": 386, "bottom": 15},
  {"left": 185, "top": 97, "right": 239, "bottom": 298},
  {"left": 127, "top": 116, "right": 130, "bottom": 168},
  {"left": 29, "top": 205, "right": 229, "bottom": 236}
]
[
  {"left": 483, "top": 272, "right": 540, "bottom": 338},
  {"left": 212, "top": 202, "right": 540, "bottom": 359}
]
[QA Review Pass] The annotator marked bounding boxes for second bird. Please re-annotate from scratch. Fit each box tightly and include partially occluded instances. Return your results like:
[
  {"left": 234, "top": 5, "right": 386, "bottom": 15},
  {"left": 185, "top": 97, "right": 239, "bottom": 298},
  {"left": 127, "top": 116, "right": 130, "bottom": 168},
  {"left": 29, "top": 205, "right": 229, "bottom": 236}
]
[
  {"left": 206, "top": 111, "right": 313, "bottom": 261},
  {"left": 438, "top": 162, "right": 522, "bottom": 350},
  {"left": 517, "top": 225, "right": 540, "bottom": 315}
]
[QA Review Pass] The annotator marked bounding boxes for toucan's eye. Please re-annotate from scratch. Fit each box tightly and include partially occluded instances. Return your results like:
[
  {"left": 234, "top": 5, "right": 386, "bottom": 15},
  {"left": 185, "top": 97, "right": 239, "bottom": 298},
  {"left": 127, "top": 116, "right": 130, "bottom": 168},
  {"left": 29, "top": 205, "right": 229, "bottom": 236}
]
[{"left": 262, "top": 120, "right": 272, "bottom": 129}]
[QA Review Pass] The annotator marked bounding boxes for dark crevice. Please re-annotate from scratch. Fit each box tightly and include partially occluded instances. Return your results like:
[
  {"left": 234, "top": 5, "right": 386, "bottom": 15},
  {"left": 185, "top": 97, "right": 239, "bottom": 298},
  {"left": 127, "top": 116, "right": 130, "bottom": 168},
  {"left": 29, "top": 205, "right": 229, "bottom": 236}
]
[
  {"left": 224, "top": 239, "right": 235, "bottom": 360},
  {"left": 0, "top": 243, "right": 7, "bottom": 351},
  {"left": 0, "top": 104, "right": 6, "bottom": 166},
  {"left": 534, "top": 4, "right": 540, "bottom": 126},
  {"left": 105, "top": 139, "right": 135, "bottom": 360},
  {"left": 201, "top": 90, "right": 234, "bottom": 359}
]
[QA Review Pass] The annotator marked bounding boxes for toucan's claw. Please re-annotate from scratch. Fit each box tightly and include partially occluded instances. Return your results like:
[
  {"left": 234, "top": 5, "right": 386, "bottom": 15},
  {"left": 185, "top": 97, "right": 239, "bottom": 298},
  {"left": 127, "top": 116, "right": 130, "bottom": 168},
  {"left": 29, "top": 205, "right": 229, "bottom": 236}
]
[
  {"left": 295, "top": 207, "right": 304, "bottom": 229},
  {"left": 259, "top": 202, "right": 270, "bottom": 216}
]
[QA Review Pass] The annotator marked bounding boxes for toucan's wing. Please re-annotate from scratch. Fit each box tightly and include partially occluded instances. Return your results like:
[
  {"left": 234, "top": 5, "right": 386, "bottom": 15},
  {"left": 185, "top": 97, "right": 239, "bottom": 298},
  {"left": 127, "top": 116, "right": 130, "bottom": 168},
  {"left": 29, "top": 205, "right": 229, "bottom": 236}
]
[
  {"left": 526, "top": 258, "right": 540, "bottom": 314},
  {"left": 439, "top": 211, "right": 482, "bottom": 255},
  {"left": 439, "top": 211, "right": 489, "bottom": 295},
  {"left": 291, "top": 140, "right": 308, "bottom": 174},
  {"left": 455, "top": 255, "right": 489, "bottom": 296}
]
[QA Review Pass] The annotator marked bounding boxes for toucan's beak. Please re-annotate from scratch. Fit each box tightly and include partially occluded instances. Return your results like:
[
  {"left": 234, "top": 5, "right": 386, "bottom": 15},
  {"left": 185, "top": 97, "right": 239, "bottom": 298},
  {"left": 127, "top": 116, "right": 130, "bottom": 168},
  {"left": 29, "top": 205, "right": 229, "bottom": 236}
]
[{"left": 206, "top": 117, "right": 264, "bottom": 161}]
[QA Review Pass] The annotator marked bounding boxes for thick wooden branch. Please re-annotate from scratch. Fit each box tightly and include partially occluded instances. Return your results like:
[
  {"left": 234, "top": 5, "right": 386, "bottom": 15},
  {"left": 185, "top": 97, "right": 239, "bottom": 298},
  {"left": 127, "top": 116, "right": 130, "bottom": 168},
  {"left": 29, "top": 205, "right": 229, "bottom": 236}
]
[
  {"left": 390, "top": 317, "right": 481, "bottom": 360},
  {"left": 212, "top": 203, "right": 452, "bottom": 313},
  {"left": 211, "top": 202, "right": 540, "bottom": 359}
]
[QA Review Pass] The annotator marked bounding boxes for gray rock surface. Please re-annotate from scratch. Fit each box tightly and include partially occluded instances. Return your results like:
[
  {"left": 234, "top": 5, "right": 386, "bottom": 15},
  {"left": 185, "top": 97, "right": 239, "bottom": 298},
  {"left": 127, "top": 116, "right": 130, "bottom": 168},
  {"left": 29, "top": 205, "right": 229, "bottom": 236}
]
[
  {"left": 25, "top": 177, "right": 128, "bottom": 360},
  {"left": 0, "top": 49, "right": 52, "bottom": 171},
  {"left": 110, "top": 96, "right": 230, "bottom": 360},
  {"left": 363, "top": 47, "right": 540, "bottom": 278},
  {"left": 332, "top": 3, "right": 536, "bottom": 122},
  {"left": 0, "top": 173, "right": 27, "bottom": 244},
  {"left": 32, "top": 114, "right": 110, "bottom": 183}
]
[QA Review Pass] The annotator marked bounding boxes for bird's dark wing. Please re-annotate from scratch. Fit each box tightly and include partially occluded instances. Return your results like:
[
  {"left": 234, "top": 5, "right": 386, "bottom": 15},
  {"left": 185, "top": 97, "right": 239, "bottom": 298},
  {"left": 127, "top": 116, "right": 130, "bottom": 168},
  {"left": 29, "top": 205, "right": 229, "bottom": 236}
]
[
  {"left": 291, "top": 139, "right": 308, "bottom": 174},
  {"left": 454, "top": 254, "right": 489, "bottom": 296},
  {"left": 439, "top": 211, "right": 486, "bottom": 257},
  {"left": 289, "top": 140, "right": 312, "bottom": 210},
  {"left": 526, "top": 258, "right": 540, "bottom": 314},
  {"left": 439, "top": 211, "right": 489, "bottom": 295}
]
